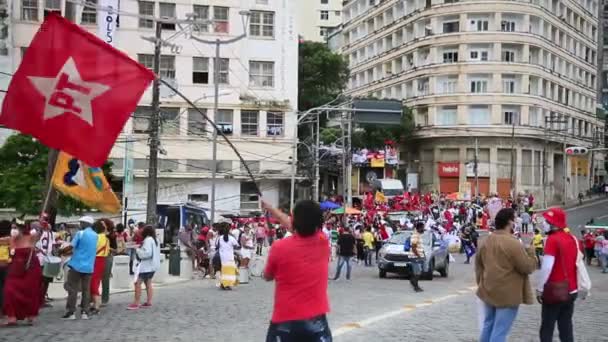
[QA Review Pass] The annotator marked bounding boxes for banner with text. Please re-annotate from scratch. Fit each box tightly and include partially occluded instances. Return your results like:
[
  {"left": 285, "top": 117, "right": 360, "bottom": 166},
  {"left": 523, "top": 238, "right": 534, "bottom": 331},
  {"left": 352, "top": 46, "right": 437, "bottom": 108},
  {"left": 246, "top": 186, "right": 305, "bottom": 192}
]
[{"left": 97, "top": 0, "right": 119, "bottom": 45}]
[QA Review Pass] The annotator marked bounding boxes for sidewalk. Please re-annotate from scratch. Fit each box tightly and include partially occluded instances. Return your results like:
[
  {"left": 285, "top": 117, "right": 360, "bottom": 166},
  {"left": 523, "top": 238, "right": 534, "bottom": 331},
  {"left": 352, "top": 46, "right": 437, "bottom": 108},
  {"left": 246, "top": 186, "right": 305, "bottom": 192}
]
[
  {"left": 537, "top": 193, "right": 607, "bottom": 211},
  {"left": 47, "top": 275, "right": 191, "bottom": 301}
]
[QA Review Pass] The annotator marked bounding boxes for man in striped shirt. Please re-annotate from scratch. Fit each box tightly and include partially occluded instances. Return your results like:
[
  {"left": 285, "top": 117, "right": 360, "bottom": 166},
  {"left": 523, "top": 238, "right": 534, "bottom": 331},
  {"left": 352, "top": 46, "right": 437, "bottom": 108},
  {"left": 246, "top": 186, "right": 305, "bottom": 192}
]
[{"left": 409, "top": 222, "right": 426, "bottom": 293}]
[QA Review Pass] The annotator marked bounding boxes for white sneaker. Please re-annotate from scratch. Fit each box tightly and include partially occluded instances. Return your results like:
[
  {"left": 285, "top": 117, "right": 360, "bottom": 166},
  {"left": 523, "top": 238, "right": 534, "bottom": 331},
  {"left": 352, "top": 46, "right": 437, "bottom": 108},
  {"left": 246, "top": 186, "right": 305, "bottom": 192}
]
[{"left": 81, "top": 312, "right": 89, "bottom": 320}]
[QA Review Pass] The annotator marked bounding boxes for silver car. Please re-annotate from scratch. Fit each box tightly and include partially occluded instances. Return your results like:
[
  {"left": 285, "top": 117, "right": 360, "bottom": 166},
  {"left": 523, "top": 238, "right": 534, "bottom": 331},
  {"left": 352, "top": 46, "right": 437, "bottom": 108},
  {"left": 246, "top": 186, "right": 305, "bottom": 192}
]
[{"left": 377, "top": 230, "right": 450, "bottom": 280}]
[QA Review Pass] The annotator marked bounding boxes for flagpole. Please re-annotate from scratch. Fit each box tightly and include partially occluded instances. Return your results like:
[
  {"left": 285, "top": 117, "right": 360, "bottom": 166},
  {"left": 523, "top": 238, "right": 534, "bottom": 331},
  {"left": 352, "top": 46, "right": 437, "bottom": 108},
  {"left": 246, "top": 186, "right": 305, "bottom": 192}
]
[{"left": 41, "top": 148, "right": 59, "bottom": 218}]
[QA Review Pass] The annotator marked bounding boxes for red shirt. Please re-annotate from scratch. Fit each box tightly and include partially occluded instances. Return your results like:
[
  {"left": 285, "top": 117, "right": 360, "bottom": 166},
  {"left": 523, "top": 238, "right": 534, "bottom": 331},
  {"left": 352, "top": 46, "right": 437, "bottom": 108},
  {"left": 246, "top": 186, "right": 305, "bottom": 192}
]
[
  {"left": 583, "top": 233, "right": 595, "bottom": 249},
  {"left": 264, "top": 231, "right": 330, "bottom": 323},
  {"left": 544, "top": 231, "right": 578, "bottom": 293}
]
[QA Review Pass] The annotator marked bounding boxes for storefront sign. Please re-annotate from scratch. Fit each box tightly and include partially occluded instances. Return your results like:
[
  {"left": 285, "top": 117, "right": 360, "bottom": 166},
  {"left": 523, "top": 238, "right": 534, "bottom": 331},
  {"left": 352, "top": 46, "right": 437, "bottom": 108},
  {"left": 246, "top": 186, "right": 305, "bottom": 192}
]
[{"left": 438, "top": 162, "right": 460, "bottom": 177}]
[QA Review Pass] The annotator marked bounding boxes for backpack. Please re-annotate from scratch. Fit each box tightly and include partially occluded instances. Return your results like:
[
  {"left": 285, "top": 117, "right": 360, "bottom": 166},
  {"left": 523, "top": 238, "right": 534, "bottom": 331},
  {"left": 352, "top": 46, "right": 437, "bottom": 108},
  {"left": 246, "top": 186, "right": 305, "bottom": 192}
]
[{"left": 403, "top": 236, "right": 412, "bottom": 251}]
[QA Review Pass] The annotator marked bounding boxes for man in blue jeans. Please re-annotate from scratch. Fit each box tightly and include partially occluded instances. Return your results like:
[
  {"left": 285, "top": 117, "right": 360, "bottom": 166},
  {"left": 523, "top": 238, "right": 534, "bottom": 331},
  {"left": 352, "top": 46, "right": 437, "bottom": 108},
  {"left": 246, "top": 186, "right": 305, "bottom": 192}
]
[
  {"left": 475, "top": 208, "right": 538, "bottom": 342},
  {"left": 333, "top": 227, "right": 356, "bottom": 281}
]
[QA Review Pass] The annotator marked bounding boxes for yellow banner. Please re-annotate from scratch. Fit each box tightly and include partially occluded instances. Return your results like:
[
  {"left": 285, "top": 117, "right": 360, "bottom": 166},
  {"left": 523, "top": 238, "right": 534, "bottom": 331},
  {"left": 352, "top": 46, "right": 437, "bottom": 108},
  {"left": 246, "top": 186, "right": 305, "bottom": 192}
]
[
  {"left": 371, "top": 158, "right": 385, "bottom": 168},
  {"left": 375, "top": 191, "right": 387, "bottom": 203},
  {"left": 570, "top": 156, "right": 589, "bottom": 176},
  {"left": 52, "top": 152, "right": 121, "bottom": 213}
]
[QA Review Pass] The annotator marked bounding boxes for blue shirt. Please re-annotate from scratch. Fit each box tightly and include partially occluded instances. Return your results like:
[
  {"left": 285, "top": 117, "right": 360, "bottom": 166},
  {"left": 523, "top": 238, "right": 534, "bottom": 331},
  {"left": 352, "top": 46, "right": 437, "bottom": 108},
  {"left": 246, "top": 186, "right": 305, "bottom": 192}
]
[{"left": 68, "top": 227, "right": 98, "bottom": 274}]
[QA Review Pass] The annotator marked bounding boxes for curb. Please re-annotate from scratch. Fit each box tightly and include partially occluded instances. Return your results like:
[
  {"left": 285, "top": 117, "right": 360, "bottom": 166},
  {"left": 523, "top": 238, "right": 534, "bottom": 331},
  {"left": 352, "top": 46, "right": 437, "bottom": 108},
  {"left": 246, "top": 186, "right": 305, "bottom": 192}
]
[{"left": 533, "top": 196, "right": 608, "bottom": 212}]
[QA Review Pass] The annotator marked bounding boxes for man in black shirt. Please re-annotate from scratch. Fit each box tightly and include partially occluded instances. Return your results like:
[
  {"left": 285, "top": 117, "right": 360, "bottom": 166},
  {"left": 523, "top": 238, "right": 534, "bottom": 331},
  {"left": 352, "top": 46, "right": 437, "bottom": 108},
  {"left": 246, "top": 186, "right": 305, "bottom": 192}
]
[{"left": 332, "top": 227, "right": 356, "bottom": 281}]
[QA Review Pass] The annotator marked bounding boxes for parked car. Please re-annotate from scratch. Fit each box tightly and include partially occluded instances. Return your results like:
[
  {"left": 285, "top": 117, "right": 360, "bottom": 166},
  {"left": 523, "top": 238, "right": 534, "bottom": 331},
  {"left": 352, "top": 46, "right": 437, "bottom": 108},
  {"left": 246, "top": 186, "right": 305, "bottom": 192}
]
[{"left": 377, "top": 230, "right": 450, "bottom": 280}]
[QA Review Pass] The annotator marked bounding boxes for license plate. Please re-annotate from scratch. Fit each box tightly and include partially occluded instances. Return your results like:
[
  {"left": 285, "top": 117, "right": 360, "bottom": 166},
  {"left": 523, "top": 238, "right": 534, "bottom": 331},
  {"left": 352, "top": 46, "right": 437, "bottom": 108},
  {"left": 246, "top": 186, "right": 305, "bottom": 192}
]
[{"left": 393, "top": 262, "right": 409, "bottom": 267}]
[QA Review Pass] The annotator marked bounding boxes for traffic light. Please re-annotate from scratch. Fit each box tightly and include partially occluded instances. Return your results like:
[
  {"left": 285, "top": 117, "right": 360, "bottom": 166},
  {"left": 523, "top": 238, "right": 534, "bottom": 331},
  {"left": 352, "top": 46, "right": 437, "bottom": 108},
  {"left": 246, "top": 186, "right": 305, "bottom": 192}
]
[{"left": 565, "top": 147, "right": 589, "bottom": 155}]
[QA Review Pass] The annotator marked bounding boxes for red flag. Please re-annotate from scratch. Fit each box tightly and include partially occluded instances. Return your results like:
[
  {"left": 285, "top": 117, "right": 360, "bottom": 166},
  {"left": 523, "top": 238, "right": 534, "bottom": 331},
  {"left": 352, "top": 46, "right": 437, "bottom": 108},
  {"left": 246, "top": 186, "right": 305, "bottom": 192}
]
[{"left": 0, "top": 14, "right": 154, "bottom": 166}]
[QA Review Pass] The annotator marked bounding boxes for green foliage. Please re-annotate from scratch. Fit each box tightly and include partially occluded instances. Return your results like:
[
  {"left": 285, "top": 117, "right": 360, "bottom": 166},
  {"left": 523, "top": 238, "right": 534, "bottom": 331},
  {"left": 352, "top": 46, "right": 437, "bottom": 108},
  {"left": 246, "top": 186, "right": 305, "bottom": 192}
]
[
  {"left": 0, "top": 134, "right": 114, "bottom": 216},
  {"left": 298, "top": 41, "right": 349, "bottom": 111}
]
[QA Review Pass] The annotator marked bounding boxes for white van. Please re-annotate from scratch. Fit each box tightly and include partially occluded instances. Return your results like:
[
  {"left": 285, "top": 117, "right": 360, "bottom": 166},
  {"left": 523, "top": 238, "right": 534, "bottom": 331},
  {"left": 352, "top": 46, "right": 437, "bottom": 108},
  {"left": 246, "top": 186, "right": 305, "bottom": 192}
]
[{"left": 373, "top": 179, "right": 405, "bottom": 198}]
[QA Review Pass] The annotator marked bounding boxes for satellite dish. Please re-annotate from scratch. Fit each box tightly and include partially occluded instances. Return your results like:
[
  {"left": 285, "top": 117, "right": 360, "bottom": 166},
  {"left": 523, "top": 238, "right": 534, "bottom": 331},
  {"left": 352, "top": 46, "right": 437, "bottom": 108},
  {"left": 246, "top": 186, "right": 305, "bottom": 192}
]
[{"left": 160, "top": 78, "right": 178, "bottom": 98}]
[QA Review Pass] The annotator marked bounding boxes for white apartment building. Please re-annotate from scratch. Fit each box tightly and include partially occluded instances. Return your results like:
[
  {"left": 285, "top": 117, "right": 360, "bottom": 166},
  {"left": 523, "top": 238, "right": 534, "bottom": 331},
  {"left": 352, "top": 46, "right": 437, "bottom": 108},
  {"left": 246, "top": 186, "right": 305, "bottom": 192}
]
[
  {"left": 9, "top": 0, "right": 298, "bottom": 217},
  {"left": 337, "top": 0, "right": 605, "bottom": 204},
  {"left": 0, "top": 0, "right": 11, "bottom": 145},
  {"left": 297, "top": 0, "right": 343, "bottom": 41}
]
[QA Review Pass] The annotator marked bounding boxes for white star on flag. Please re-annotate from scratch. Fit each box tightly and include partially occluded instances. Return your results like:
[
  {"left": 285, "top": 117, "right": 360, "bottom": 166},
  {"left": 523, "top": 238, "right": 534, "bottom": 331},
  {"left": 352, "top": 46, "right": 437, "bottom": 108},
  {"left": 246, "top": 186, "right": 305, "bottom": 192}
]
[{"left": 28, "top": 57, "right": 110, "bottom": 126}]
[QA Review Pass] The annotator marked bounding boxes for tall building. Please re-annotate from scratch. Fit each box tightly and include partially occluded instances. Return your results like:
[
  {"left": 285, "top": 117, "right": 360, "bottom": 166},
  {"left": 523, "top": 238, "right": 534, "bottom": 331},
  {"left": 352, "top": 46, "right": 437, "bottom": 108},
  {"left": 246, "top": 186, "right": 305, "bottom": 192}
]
[
  {"left": 297, "top": 0, "right": 343, "bottom": 41},
  {"left": 336, "top": 0, "right": 605, "bottom": 204},
  {"left": 0, "top": 0, "right": 12, "bottom": 145},
  {"left": 9, "top": 0, "right": 298, "bottom": 218}
]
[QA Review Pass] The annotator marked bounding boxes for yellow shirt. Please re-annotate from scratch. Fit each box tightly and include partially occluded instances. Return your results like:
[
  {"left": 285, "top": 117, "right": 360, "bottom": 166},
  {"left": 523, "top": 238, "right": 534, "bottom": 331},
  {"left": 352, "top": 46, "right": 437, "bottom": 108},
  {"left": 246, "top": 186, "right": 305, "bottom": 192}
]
[
  {"left": 362, "top": 231, "right": 375, "bottom": 249},
  {"left": 96, "top": 233, "right": 109, "bottom": 257},
  {"left": 533, "top": 234, "right": 544, "bottom": 249},
  {"left": 0, "top": 238, "right": 10, "bottom": 264}
]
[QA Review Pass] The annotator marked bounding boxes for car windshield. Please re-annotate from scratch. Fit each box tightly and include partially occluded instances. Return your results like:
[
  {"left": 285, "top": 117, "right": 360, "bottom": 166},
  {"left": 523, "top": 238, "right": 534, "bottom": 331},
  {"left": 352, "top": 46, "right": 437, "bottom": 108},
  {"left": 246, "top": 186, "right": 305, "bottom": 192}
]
[
  {"left": 383, "top": 189, "right": 403, "bottom": 196},
  {"left": 386, "top": 231, "right": 412, "bottom": 245}
]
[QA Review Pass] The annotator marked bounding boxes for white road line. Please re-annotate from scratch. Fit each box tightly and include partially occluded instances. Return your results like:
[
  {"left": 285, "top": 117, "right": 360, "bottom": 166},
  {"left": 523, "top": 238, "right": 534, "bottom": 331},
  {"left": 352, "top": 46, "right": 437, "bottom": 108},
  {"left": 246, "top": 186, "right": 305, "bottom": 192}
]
[{"left": 333, "top": 288, "right": 476, "bottom": 338}]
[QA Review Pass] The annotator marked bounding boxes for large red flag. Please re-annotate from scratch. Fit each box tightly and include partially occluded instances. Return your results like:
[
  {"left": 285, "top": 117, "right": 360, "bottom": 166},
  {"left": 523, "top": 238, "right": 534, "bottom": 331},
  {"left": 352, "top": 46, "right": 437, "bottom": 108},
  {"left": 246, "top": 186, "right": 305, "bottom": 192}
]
[{"left": 0, "top": 14, "right": 154, "bottom": 166}]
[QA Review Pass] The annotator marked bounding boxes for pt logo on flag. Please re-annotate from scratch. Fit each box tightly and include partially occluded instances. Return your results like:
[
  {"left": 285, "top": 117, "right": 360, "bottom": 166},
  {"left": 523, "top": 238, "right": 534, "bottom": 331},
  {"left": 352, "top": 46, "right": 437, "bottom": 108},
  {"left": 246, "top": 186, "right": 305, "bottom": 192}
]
[{"left": 28, "top": 57, "right": 110, "bottom": 126}]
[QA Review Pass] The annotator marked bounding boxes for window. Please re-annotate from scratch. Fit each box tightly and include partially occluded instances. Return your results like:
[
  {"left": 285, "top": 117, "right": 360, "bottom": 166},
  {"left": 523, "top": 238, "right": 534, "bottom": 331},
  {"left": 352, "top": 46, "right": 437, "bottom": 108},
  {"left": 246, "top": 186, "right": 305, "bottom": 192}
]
[
  {"left": 443, "top": 51, "right": 458, "bottom": 63},
  {"left": 241, "top": 110, "right": 259, "bottom": 136},
  {"left": 159, "top": 159, "right": 179, "bottom": 172},
  {"left": 137, "top": 54, "right": 154, "bottom": 69},
  {"left": 469, "top": 105, "right": 490, "bottom": 125},
  {"left": 193, "top": 57, "right": 209, "bottom": 84},
  {"left": 267, "top": 112, "right": 284, "bottom": 136},
  {"left": 470, "top": 80, "right": 488, "bottom": 93},
  {"left": 241, "top": 161, "right": 261, "bottom": 173},
  {"left": 240, "top": 182, "right": 260, "bottom": 210},
  {"left": 441, "top": 79, "right": 457, "bottom": 93},
  {"left": 187, "top": 108, "right": 206, "bottom": 135},
  {"left": 64, "top": 0, "right": 77, "bottom": 22},
  {"left": 138, "top": 1, "right": 154, "bottom": 28},
  {"left": 502, "top": 50, "right": 515, "bottom": 62},
  {"left": 437, "top": 106, "right": 458, "bottom": 125},
  {"left": 81, "top": 0, "right": 97, "bottom": 24},
  {"left": 250, "top": 11, "right": 274, "bottom": 38},
  {"left": 21, "top": 0, "right": 38, "bottom": 21},
  {"left": 470, "top": 51, "right": 488, "bottom": 61},
  {"left": 160, "top": 55, "right": 175, "bottom": 79},
  {"left": 20, "top": 47, "right": 28, "bottom": 59},
  {"left": 503, "top": 78, "right": 515, "bottom": 93},
  {"left": 529, "top": 107, "right": 540, "bottom": 126},
  {"left": 133, "top": 106, "right": 153, "bottom": 133},
  {"left": 442, "top": 21, "right": 459, "bottom": 33},
  {"left": 256, "top": 0, "right": 269, "bottom": 4},
  {"left": 249, "top": 61, "right": 274, "bottom": 87},
  {"left": 320, "top": 27, "right": 328, "bottom": 37},
  {"left": 321, "top": 0, "right": 329, "bottom": 3},
  {"left": 501, "top": 20, "right": 515, "bottom": 32},
  {"left": 217, "top": 58, "right": 229, "bottom": 84},
  {"left": 160, "top": 107, "right": 179, "bottom": 135},
  {"left": 320, "top": 10, "right": 329, "bottom": 20},
  {"left": 188, "top": 194, "right": 209, "bottom": 202},
  {"left": 214, "top": 6, "right": 229, "bottom": 33},
  {"left": 335, "top": 11, "right": 341, "bottom": 16},
  {"left": 503, "top": 110, "right": 517, "bottom": 125},
  {"left": 159, "top": 3, "right": 176, "bottom": 30},
  {"left": 216, "top": 109, "right": 233, "bottom": 135},
  {"left": 192, "top": 5, "right": 210, "bottom": 33},
  {"left": 470, "top": 19, "right": 489, "bottom": 31},
  {"left": 44, "top": 0, "right": 61, "bottom": 18}
]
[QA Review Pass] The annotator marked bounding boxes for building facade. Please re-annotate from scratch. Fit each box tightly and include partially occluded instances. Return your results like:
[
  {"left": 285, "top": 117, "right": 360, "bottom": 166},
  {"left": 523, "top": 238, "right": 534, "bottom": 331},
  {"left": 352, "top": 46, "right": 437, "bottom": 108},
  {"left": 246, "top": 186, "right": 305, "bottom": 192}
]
[
  {"left": 296, "top": 0, "right": 343, "bottom": 41},
  {"left": 9, "top": 0, "right": 298, "bottom": 218},
  {"left": 0, "top": 0, "right": 11, "bottom": 145},
  {"left": 338, "top": 0, "right": 605, "bottom": 204}
]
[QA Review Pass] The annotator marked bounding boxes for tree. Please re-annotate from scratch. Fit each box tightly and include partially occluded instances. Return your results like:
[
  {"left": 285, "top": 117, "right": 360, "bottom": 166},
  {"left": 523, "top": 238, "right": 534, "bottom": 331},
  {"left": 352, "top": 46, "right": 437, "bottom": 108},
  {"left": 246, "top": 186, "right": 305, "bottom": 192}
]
[
  {"left": 0, "top": 134, "right": 115, "bottom": 216},
  {"left": 298, "top": 41, "right": 349, "bottom": 111}
]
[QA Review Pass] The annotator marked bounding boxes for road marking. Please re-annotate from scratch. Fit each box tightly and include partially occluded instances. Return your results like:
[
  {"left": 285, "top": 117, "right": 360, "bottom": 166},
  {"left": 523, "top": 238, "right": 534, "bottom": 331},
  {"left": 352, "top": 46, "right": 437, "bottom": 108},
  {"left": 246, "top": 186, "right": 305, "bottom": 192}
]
[
  {"left": 334, "top": 287, "right": 477, "bottom": 338},
  {"left": 534, "top": 198, "right": 608, "bottom": 213}
]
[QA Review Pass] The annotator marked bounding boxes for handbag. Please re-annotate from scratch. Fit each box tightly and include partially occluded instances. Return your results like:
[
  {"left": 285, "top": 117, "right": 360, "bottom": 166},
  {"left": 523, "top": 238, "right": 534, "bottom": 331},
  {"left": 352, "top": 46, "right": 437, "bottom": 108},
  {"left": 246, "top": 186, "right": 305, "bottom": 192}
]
[
  {"left": 542, "top": 239, "right": 570, "bottom": 304},
  {"left": 571, "top": 235, "right": 591, "bottom": 293}
]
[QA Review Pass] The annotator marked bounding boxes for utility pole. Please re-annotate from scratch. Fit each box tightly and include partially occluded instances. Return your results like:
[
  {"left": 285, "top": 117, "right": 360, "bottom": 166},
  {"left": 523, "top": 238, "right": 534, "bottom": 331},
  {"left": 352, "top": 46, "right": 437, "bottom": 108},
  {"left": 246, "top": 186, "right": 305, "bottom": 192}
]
[
  {"left": 313, "top": 114, "right": 320, "bottom": 201},
  {"left": 474, "top": 138, "right": 479, "bottom": 198},
  {"left": 509, "top": 114, "right": 516, "bottom": 199},
  {"left": 145, "top": 21, "right": 162, "bottom": 225},
  {"left": 189, "top": 13, "right": 249, "bottom": 224},
  {"left": 341, "top": 112, "right": 347, "bottom": 205},
  {"left": 543, "top": 116, "right": 548, "bottom": 209},
  {"left": 346, "top": 111, "right": 353, "bottom": 207}
]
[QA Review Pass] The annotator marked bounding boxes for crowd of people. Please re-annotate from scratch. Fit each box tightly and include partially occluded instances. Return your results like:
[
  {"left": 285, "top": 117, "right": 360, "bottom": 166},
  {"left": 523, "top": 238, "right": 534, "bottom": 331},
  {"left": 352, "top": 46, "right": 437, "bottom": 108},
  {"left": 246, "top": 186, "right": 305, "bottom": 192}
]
[{"left": 0, "top": 215, "right": 161, "bottom": 325}]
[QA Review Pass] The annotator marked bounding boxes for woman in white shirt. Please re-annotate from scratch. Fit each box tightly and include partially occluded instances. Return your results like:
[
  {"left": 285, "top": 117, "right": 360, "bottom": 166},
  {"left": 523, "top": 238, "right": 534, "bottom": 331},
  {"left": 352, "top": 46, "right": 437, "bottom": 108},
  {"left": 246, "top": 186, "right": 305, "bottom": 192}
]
[
  {"left": 239, "top": 225, "right": 255, "bottom": 268},
  {"left": 217, "top": 223, "right": 240, "bottom": 290},
  {"left": 127, "top": 225, "right": 160, "bottom": 310}
]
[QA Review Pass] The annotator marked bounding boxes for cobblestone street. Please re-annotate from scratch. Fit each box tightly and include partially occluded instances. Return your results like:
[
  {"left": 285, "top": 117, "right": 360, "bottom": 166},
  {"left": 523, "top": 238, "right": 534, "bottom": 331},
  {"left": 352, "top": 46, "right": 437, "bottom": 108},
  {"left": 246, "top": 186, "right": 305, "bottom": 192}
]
[{"left": 3, "top": 251, "right": 608, "bottom": 341}]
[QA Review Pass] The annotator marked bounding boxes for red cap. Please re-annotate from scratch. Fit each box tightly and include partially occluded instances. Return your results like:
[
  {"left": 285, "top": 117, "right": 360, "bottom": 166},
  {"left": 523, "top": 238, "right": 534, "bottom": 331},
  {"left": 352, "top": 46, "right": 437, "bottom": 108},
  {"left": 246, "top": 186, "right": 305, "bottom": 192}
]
[{"left": 542, "top": 207, "right": 567, "bottom": 229}]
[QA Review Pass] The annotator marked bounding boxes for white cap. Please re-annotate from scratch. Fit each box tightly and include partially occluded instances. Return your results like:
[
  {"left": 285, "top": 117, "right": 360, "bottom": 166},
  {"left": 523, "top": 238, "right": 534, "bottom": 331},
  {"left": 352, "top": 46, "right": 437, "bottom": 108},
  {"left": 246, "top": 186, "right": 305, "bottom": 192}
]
[{"left": 79, "top": 216, "right": 94, "bottom": 225}]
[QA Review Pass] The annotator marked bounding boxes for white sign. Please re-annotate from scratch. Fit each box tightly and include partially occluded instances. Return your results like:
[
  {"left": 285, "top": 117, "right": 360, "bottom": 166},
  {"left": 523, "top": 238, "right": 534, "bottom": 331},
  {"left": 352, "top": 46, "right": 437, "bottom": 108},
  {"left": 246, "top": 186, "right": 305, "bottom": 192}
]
[
  {"left": 97, "top": 0, "right": 119, "bottom": 46},
  {"left": 466, "top": 162, "right": 490, "bottom": 177}
]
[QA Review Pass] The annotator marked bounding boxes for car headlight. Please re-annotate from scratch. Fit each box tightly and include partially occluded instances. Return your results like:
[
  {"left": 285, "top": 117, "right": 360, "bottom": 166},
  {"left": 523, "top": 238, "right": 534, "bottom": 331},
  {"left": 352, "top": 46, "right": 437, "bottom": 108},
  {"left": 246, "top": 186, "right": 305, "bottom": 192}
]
[{"left": 378, "top": 249, "right": 387, "bottom": 260}]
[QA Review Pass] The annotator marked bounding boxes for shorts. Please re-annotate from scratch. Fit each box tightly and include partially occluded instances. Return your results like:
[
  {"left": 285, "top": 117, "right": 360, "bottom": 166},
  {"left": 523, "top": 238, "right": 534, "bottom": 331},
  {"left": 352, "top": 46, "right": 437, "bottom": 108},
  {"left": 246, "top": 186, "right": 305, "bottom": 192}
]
[
  {"left": 241, "top": 249, "right": 253, "bottom": 260},
  {"left": 138, "top": 272, "right": 155, "bottom": 282}
]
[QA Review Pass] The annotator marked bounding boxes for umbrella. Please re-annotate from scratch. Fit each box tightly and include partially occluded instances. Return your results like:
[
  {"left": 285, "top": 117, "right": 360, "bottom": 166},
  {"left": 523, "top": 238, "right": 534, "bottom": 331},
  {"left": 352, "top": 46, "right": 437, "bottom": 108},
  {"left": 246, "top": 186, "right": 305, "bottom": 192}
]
[
  {"left": 332, "top": 207, "right": 362, "bottom": 215},
  {"left": 320, "top": 201, "right": 341, "bottom": 211}
]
